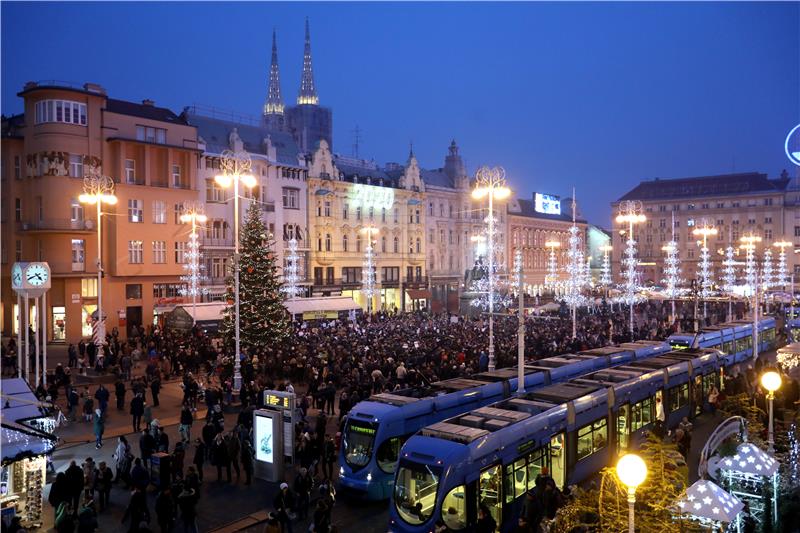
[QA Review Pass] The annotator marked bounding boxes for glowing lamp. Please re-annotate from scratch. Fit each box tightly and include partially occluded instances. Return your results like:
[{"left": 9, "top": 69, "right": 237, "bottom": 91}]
[
  {"left": 102, "top": 194, "right": 118, "bottom": 205},
  {"left": 241, "top": 174, "right": 257, "bottom": 188},
  {"left": 600, "top": 245, "right": 613, "bottom": 252},
  {"left": 78, "top": 194, "right": 96, "bottom": 204},
  {"left": 493, "top": 187, "right": 512, "bottom": 200},
  {"left": 214, "top": 174, "right": 232, "bottom": 188},
  {"left": 760, "top": 370, "right": 782, "bottom": 393},
  {"left": 471, "top": 187, "right": 489, "bottom": 200},
  {"left": 545, "top": 240, "right": 561, "bottom": 248},
  {"left": 616, "top": 453, "right": 647, "bottom": 489}
]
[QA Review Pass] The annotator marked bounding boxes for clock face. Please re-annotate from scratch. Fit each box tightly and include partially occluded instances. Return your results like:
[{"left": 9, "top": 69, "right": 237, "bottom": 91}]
[
  {"left": 25, "top": 264, "right": 49, "bottom": 287},
  {"left": 11, "top": 264, "right": 23, "bottom": 288}
]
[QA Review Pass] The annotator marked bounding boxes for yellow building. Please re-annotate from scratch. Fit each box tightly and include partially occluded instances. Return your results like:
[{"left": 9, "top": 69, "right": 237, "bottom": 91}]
[
  {"left": 306, "top": 141, "right": 428, "bottom": 312},
  {"left": 1, "top": 81, "right": 200, "bottom": 341}
]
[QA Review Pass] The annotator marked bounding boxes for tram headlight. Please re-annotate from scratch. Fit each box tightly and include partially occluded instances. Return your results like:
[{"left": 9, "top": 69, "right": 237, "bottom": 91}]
[
  {"left": 340, "top": 467, "right": 344, "bottom": 476},
  {"left": 366, "top": 472, "right": 372, "bottom": 482}
]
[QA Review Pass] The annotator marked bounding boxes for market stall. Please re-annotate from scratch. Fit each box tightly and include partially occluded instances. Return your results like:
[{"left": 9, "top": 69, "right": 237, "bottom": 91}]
[
  {"left": 1, "top": 378, "right": 57, "bottom": 530},
  {"left": 677, "top": 478, "right": 744, "bottom": 532}
]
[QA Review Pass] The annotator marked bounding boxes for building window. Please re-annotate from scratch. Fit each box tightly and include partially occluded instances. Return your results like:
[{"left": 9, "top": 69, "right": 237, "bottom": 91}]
[
  {"left": 342, "top": 267, "right": 361, "bottom": 284},
  {"left": 381, "top": 267, "right": 399, "bottom": 282},
  {"left": 175, "top": 242, "right": 187, "bottom": 263},
  {"left": 14, "top": 155, "right": 21, "bottom": 179},
  {"left": 125, "top": 284, "right": 142, "bottom": 299},
  {"left": 342, "top": 234, "right": 349, "bottom": 252},
  {"left": 71, "top": 239, "right": 85, "bottom": 271},
  {"left": 765, "top": 229, "right": 773, "bottom": 240},
  {"left": 795, "top": 226, "right": 800, "bottom": 237},
  {"left": 172, "top": 165, "right": 182, "bottom": 187},
  {"left": 687, "top": 203, "right": 695, "bottom": 210},
  {"left": 152, "top": 200, "right": 166, "bottom": 224},
  {"left": 701, "top": 203, "right": 709, "bottom": 209},
  {"left": 136, "top": 125, "right": 166, "bottom": 144},
  {"left": 128, "top": 240, "right": 144, "bottom": 264},
  {"left": 382, "top": 207, "right": 386, "bottom": 222},
  {"left": 81, "top": 278, "right": 97, "bottom": 298},
  {"left": 342, "top": 203, "right": 349, "bottom": 219},
  {"left": 153, "top": 283, "right": 185, "bottom": 298},
  {"left": 325, "top": 233, "right": 332, "bottom": 252},
  {"left": 152, "top": 241, "right": 166, "bottom": 263},
  {"left": 356, "top": 234, "right": 362, "bottom": 252},
  {"left": 15, "top": 198, "right": 21, "bottom": 221},
  {"left": 355, "top": 206, "right": 362, "bottom": 220},
  {"left": 416, "top": 238, "right": 421, "bottom": 253},
  {"left": 381, "top": 236, "right": 387, "bottom": 253},
  {"left": 69, "top": 155, "right": 83, "bottom": 178},
  {"left": 577, "top": 418, "right": 608, "bottom": 460},
  {"left": 174, "top": 203, "right": 185, "bottom": 224},
  {"left": 765, "top": 217, "right": 772, "bottom": 224},
  {"left": 128, "top": 199, "right": 143, "bottom": 222},
  {"left": 282, "top": 188, "right": 300, "bottom": 209},
  {"left": 394, "top": 208, "right": 399, "bottom": 224},
  {"left": 125, "top": 159, "right": 136, "bottom": 183},
  {"left": 429, "top": 230, "right": 434, "bottom": 244},
  {"left": 35, "top": 99, "right": 87, "bottom": 125},
  {"left": 70, "top": 198, "right": 84, "bottom": 223},
  {"left": 764, "top": 198, "right": 773, "bottom": 206},
  {"left": 687, "top": 219, "right": 695, "bottom": 227},
  {"left": 323, "top": 201, "right": 331, "bottom": 217},
  {"left": 429, "top": 202, "right": 434, "bottom": 216},
  {"left": 731, "top": 201, "right": 741, "bottom": 208},
  {"left": 658, "top": 205, "right": 666, "bottom": 212},
  {"left": 206, "top": 179, "right": 225, "bottom": 202},
  {"left": 393, "top": 236, "right": 399, "bottom": 253}
]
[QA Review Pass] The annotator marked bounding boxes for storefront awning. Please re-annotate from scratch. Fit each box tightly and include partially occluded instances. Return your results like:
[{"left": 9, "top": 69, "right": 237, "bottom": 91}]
[
  {"left": 2, "top": 421, "right": 56, "bottom": 465},
  {"left": 405, "top": 289, "right": 431, "bottom": 300},
  {"left": 285, "top": 296, "right": 360, "bottom": 315}
]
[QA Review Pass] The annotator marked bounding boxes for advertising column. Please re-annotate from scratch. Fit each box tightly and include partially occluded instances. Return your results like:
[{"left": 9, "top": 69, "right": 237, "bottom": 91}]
[{"left": 253, "top": 409, "right": 283, "bottom": 482}]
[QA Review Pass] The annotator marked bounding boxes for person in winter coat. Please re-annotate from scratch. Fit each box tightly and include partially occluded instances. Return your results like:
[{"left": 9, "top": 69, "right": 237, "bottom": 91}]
[
  {"left": 179, "top": 405, "right": 193, "bottom": 443},
  {"left": 65, "top": 460, "right": 85, "bottom": 517},
  {"left": 48, "top": 472, "right": 70, "bottom": 520},
  {"left": 114, "top": 435, "right": 133, "bottom": 484},
  {"left": 77, "top": 501, "right": 98, "bottom": 533},
  {"left": 122, "top": 486, "right": 150, "bottom": 532},
  {"left": 293, "top": 468, "right": 313, "bottom": 520},
  {"left": 177, "top": 488, "right": 199, "bottom": 533},
  {"left": 226, "top": 433, "right": 241, "bottom": 482},
  {"left": 130, "top": 394, "right": 145, "bottom": 433},
  {"left": 95, "top": 461, "right": 113, "bottom": 511},
  {"left": 139, "top": 428, "right": 156, "bottom": 463},
  {"left": 172, "top": 442, "right": 185, "bottom": 480},
  {"left": 130, "top": 458, "right": 150, "bottom": 491},
  {"left": 476, "top": 504, "right": 497, "bottom": 533},
  {"left": 273, "top": 482, "right": 295, "bottom": 533},
  {"left": 150, "top": 376, "right": 161, "bottom": 407},
  {"left": 155, "top": 487, "right": 176, "bottom": 533},
  {"left": 192, "top": 439, "right": 206, "bottom": 483},
  {"left": 322, "top": 434, "right": 336, "bottom": 481},
  {"left": 82, "top": 457, "right": 97, "bottom": 502},
  {"left": 94, "top": 384, "right": 110, "bottom": 414},
  {"left": 241, "top": 438, "right": 255, "bottom": 485},
  {"left": 116, "top": 380, "right": 127, "bottom": 410},
  {"left": 212, "top": 433, "right": 231, "bottom": 482},
  {"left": 93, "top": 410, "right": 105, "bottom": 448}
]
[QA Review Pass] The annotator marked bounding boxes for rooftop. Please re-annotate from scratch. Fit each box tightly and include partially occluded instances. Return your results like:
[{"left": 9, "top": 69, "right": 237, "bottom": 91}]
[{"left": 617, "top": 172, "right": 790, "bottom": 202}]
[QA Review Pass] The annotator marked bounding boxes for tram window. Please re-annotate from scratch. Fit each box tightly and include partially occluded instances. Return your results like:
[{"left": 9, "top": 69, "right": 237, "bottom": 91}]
[
  {"left": 631, "top": 397, "right": 654, "bottom": 432},
  {"left": 478, "top": 465, "right": 502, "bottom": 526},
  {"left": 394, "top": 460, "right": 442, "bottom": 526},
  {"left": 441, "top": 485, "right": 467, "bottom": 530},
  {"left": 669, "top": 383, "right": 689, "bottom": 411},
  {"left": 723, "top": 341, "right": 733, "bottom": 354},
  {"left": 526, "top": 449, "right": 546, "bottom": 491},
  {"left": 577, "top": 418, "right": 608, "bottom": 460},
  {"left": 376, "top": 437, "right": 403, "bottom": 474},
  {"left": 617, "top": 404, "right": 630, "bottom": 452},
  {"left": 702, "top": 373, "right": 717, "bottom": 395},
  {"left": 503, "top": 465, "right": 514, "bottom": 504},
  {"left": 763, "top": 328, "right": 775, "bottom": 347}
]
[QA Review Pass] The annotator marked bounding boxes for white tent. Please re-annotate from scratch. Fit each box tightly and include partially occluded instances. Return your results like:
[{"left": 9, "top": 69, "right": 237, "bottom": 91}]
[
  {"left": 712, "top": 442, "right": 779, "bottom": 477},
  {"left": 677, "top": 479, "right": 743, "bottom": 523},
  {"left": 284, "top": 296, "right": 360, "bottom": 316}
]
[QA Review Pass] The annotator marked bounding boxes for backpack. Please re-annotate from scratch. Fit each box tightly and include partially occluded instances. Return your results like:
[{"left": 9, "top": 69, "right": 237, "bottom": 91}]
[{"left": 55, "top": 501, "right": 70, "bottom": 527}]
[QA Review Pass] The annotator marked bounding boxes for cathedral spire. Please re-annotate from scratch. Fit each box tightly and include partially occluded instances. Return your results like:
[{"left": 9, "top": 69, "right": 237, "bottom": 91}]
[
  {"left": 297, "top": 17, "right": 319, "bottom": 105},
  {"left": 264, "top": 29, "right": 284, "bottom": 117}
]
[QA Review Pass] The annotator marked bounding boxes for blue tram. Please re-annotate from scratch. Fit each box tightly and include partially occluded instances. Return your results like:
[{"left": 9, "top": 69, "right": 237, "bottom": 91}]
[
  {"left": 388, "top": 318, "right": 775, "bottom": 532},
  {"left": 338, "top": 341, "right": 671, "bottom": 500},
  {"left": 667, "top": 317, "right": 776, "bottom": 358}
]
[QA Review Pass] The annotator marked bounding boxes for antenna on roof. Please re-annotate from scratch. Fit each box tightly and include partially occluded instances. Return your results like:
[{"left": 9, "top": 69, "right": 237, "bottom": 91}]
[{"left": 351, "top": 125, "right": 362, "bottom": 158}]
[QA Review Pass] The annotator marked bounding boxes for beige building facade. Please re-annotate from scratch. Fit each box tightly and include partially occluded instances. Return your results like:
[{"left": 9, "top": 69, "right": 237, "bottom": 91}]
[{"left": 1, "top": 81, "right": 200, "bottom": 341}]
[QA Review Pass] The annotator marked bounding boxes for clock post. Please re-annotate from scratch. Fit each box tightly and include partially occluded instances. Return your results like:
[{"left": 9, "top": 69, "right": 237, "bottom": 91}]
[{"left": 11, "top": 262, "right": 51, "bottom": 387}]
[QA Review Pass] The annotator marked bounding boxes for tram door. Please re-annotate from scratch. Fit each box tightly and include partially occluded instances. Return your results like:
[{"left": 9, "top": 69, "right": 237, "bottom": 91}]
[
  {"left": 616, "top": 404, "right": 630, "bottom": 454},
  {"left": 692, "top": 375, "right": 703, "bottom": 416},
  {"left": 548, "top": 432, "right": 566, "bottom": 489},
  {"left": 478, "top": 465, "right": 502, "bottom": 527}
]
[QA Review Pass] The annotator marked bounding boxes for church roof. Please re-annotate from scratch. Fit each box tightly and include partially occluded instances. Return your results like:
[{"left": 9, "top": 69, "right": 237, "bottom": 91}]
[
  {"left": 618, "top": 172, "right": 789, "bottom": 202},
  {"left": 186, "top": 112, "right": 302, "bottom": 166}
]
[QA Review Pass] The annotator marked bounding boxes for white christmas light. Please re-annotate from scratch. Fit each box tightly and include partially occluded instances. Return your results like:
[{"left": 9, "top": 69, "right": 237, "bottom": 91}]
[
  {"left": 361, "top": 227, "right": 378, "bottom": 313},
  {"left": 722, "top": 245, "right": 737, "bottom": 293},
  {"left": 775, "top": 241, "right": 792, "bottom": 289},
  {"left": 762, "top": 248, "right": 775, "bottom": 290},
  {"left": 280, "top": 238, "right": 303, "bottom": 299},
  {"left": 599, "top": 245, "right": 612, "bottom": 288}
]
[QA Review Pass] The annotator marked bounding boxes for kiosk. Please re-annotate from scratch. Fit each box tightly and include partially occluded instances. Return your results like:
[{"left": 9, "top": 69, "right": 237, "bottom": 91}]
[{"left": 253, "top": 409, "right": 283, "bottom": 482}]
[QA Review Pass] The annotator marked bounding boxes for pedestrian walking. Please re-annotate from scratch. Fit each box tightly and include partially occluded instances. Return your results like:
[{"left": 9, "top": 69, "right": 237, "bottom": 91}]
[
  {"left": 151, "top": 375, "right": 161, "bottom": 407},
  {"left": 95, "top": 461, "right": 113, "bottom": 511},
  {"left": 179, "top": 405, "right": 193, "bottom": 443},
  {"left": 131, "top": 393, "right": 144, "bottom": 433},
  {"left": 273, "top": 482, "right": 295, "bottom": 533},
  {"left": 241, "top": 438, "right": 254, "bottom": 485},
  {"left": 226, "top": 432, "right": 241, "bottom": 482},
  {"left": 65, "top": 460, "right": 84, "bottom": 517},
  {"left": 93, "top": 409, "right": 105, "bottom": 448},
  {"left": 155, "top": 487, "right": 176, "bottom": 533},
  {"left": 212, "top": 433, "right": 231, "bottom": 482},
  {"left": 122, "top": 486, "right": 151, "bottom": 533},
  {"left": 114, "top": 435, "right": 133, "bottom": 484},
  {"left": 177, "top": 487, "right": 198, "bottom": 533},
  {"left": 192, "top": 439, "right": 205, "bottom": 483},
  {"left": 116, "top": 379, "right": 127, "bottom": 410},
  {"left": 94, "top": 384, "right": 110, "bottom": 415}
]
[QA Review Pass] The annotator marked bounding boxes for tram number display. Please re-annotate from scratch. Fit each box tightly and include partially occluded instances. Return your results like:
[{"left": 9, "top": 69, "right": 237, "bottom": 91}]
[
  {"left": 517, "top": 439, "right": 537, "bottom": 455},
  {"left": 264, "top": 393, "right": 291, "bottom": 409},
  {"left": 349, "top": 424, "right": 376, "bottom": 436}
]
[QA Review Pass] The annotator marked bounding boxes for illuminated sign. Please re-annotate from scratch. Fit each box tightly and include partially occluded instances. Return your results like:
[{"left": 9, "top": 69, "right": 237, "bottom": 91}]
[
  {"left": 349, "top": 423, "right": 376, "bottom": 436},
  {"left": 302, "top": 310, "right": 339, "bottom": 320},
  {"left": 534, "top": 193, "right": 561, "bottom": 215},
  {"left": 255, "top": 414, "right": 274, "bottom": 463},
  {"left": 786, "top": 124, "right": 800, "bottom": 167},
  {"left": 264, "top": 393, "right": 291, "bottom": 409},
  {"left": 348, "top": 183, "right": 395, "bottom": 211}
]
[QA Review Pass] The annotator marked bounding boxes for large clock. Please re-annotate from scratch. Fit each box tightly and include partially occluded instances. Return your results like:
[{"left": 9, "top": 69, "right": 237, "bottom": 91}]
[
  {"left": 11, "top": 263, "right": 23, "bottom": 288},
  {"left": 25, "top": 263, "right": 50, "bottom": 287}
]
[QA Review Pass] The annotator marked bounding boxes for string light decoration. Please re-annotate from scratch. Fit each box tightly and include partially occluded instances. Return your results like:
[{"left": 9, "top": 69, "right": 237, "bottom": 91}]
[
  {"left": 280, "top": 238, "right": 302, "bottom": 299},
  {"left": 179, "top": 206, "right": 209, "bottom": 316},
  {"left": 615, "top": 200, "right": 647, "bottom": 335},
  {"left": 774, "top": 240, "right": 792, "bottom": 289},
  {"left": 599, "top": 245, "right": 613, "bottom": 288},
  {"left": 788, "top": 423, "right": 799, "bottom": 487},
  {"left": 762, "top": 248, "right": 775, "bottom": 291},
  {"left": 513, "top": 248, "right": 523, "bottom": 297},
  {"left": 693, "top": 220, "right": 718, "bottom": 303},
  {"left": 722, "top": 245, "right": 738, "bottom": 293},
  {"left": 545, "top": 239, "right": 561, "bottom": 288},
  {"left": 777, "top": 348, "right": 800, "bottom": 371},
  {"left": 561, "top": 196, "right": 589, "bottom": 338},
  {"left": 361, "top": 227, "right": 379, "bottom": 314},
  {"left": 741, "top": 234, "right": 762, "bottom": 298}
]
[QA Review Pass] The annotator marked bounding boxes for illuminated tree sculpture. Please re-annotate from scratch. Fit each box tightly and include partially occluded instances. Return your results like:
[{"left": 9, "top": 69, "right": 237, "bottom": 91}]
[
  {"left": 599, "top": 245, "right": 613, "bottom": 289},
  {"left": 762, "top": 248, "right": 775, "bottom": 291},
  {"left": 774, "top": 241, "right": 792, "bottom": 290},
  {"left": 722, "top": 243, "right": 738, "bottom": 318},
  {"left": 616, "top": 200, "right": 646, "bottom": 336},
  {"left": 561, "top": 196, "right": 589, "bottom": 338},
  {"left": 179, "top": 205, "right": 209, "bottom": 318},
  {"left": 280, "top": 238, "right": 302, "bottom": 299},
  {"left": 545, "top": 239, "right": 561, "bottom": 288},
  {"left": 361, "top": 226, "right": 379, "bottom": 314}
]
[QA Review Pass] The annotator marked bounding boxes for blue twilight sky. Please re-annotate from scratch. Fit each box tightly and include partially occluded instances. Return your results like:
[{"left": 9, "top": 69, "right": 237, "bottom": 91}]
[{"left": 2, "top": 2, "right": 799, "bottom": 226}]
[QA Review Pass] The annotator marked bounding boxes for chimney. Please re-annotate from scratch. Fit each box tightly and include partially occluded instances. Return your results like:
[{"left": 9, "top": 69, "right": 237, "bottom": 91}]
[
  {"left": 83, "top": 83, "right": 106, "bottom": 95},
  {"left": 142, "top": 99, "right": 155, "bottom": 107}
]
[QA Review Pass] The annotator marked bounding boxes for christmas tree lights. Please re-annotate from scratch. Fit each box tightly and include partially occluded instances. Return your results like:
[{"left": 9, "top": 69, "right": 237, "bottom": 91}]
[{"left": 361, "top": 227, "right": 378, "bottom": 314}]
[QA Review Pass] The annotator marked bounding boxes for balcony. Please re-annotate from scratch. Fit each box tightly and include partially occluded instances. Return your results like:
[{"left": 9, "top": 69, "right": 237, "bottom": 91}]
[
  {"left": 18, "top": 219, "right": 94, "bottom": 233},
  {"left": 201, "top": 237, "right": 234, "bottom": 248},
  {"left": 405, "top": 276, "right": 428, "bottom": 287}
]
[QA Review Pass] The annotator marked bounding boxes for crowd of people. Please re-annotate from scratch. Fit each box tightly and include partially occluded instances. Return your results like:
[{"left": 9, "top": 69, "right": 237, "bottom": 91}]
[{"left": 3, "top": 296, "right": 793, "bottom": 532}]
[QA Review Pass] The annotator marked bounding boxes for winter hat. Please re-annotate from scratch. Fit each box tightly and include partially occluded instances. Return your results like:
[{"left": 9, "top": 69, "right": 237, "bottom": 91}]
[{"left": 280, "top": 482, "right": 289, "bottom": 490}]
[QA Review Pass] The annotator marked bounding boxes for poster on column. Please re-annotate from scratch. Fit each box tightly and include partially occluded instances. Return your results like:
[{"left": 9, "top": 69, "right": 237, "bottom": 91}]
[{"left": 255, "top": 414, "right": 274, "bottom": 463}]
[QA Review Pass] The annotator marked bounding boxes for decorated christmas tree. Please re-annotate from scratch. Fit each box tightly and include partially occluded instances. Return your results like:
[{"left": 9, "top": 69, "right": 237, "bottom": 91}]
[{"left": 220, "top": 203, "right": 292, "bottom": 353}]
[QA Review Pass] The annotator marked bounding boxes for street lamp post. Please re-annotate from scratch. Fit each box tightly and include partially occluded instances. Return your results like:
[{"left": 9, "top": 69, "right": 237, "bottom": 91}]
[
  {"left": 616, "top": 201, "right": 646, "bottom": 338},
  {"left": 180, "top": 206, "right": 209, "bottom": 320},
  {"left": 214, "top": 150, "right": 257, "bottom": 394},
  {"left": 616, "top": 453, "right": 648, "bottom": 533},
  {"left": 693, "top": 221, "right": 718, "bottom": 323},
  {"left": 79, "top": 173, "right": 117, "bottom": 348},
  {"left": 472, "top": 166, "right": 511, "bottom": 372},
  {"left": 760, "top": 370, "right": 782, "bottom": 453}
]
